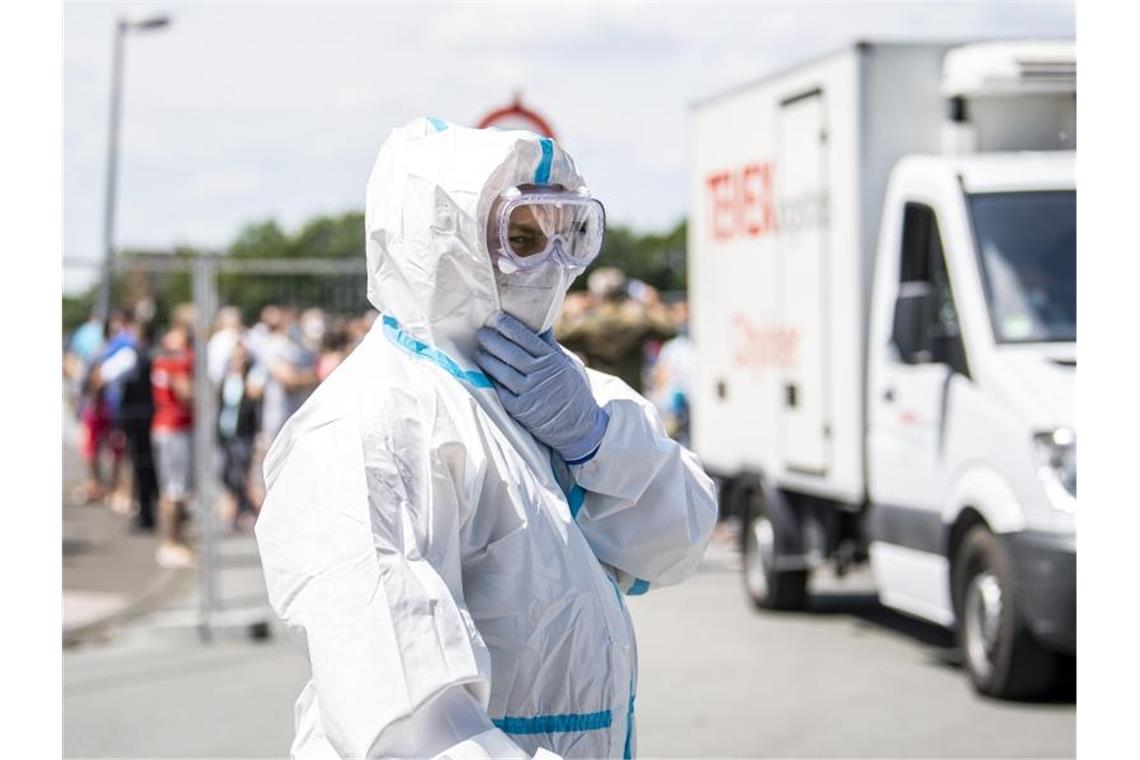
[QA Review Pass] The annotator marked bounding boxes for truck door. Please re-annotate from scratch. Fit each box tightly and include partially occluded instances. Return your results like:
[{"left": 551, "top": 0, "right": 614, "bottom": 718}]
[
  {"left": 777, "top": 90, "right": 830, "bottom": 475},
  {"left": 870, "top": 202, "right": 970, "bottom": 549}
]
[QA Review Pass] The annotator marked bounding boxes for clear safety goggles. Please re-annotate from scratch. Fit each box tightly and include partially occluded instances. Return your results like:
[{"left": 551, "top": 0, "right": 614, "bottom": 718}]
[{"left": 490, "top": 186, "right": 606, "bottom": 273}]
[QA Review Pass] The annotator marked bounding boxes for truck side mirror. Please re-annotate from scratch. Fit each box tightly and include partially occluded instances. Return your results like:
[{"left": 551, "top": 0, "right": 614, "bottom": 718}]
[{"left": 892, "top": 283, "right": 933, "bottom": 363}]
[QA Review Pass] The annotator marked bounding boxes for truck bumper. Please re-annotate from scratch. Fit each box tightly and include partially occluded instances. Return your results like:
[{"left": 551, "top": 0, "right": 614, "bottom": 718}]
[{"left": 1001, "top": 530, "right": 1076, "bottom": 655}]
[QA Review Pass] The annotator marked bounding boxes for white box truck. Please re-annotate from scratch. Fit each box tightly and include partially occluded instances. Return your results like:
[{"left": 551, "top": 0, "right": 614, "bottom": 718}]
[{"left": 689, "top": 40, "right": 1075, "bottom": 698}]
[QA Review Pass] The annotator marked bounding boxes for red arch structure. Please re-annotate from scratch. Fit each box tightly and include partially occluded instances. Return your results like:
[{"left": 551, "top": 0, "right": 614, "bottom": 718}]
[{"left": 476, "top": 94, "right": 557, "bottom": 140}]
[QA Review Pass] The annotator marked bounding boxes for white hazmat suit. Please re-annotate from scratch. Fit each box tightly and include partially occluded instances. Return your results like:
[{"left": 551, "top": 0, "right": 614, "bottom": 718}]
[{"left": 255, "top": 117, "right": 718, "bottom": 759}]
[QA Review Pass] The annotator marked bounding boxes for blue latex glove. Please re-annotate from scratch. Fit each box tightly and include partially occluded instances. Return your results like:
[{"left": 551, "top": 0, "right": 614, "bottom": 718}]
[{"left": 474, "top": 313, "right": 610, "bottom": 464}]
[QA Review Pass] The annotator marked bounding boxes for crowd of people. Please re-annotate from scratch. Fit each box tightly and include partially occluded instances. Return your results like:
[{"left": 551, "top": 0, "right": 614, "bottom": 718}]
[
  {"left": 62, "top": 269, "right": 693, "bottom": 569},
  {"left": 63, "top": 303, "right": 378, "bottom": 568}
]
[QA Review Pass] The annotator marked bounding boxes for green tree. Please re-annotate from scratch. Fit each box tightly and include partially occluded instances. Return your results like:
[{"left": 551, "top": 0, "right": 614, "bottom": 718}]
[
  {"left": 292, "top": 212, "right": 365, "bottom": 259},
  {"left": 228, "top": 220, "right": 291, "bottom": 259},
  {"left": 580, "top": 219, "right": 687, "bottom": 293}
]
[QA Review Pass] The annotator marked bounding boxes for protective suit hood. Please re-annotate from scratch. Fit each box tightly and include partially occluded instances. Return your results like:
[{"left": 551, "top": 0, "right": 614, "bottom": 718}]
[{"left": 365, "top": 117, "right": 586, "bottom": 358}]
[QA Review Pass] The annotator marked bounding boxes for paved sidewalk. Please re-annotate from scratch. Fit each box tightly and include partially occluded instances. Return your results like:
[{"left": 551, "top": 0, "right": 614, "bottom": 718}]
[
  {"left": 140, "top": 528, "right": 276, "bottom": 640},
  {"left": 63, "top": 494, "right": 197, "bottom": 640},
  {"left": 61, "top": 408, "right": 201, "bottom": 644},
  {"left": 62, "top": 407, "right": 267, "bottom": 644}
]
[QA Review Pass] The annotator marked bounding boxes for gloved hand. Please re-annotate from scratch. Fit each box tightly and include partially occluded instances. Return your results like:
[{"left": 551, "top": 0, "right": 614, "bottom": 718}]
[{"left": 474, "top": 313, "right": 609, "bottom": 464}]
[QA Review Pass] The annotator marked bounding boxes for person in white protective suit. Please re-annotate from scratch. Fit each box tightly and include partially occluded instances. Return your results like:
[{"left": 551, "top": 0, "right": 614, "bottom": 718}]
[{"left": 255, "top": 116, "right": 718, "bottom": 760}]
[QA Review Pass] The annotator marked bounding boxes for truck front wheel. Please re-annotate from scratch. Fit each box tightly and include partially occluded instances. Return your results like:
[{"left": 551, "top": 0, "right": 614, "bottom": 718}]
[
  {"left": 954, "top": 525, "right": 1055, "bottom": 698},
  {"left": 739, "top": 481, "right": 808, "bottom": 611}
]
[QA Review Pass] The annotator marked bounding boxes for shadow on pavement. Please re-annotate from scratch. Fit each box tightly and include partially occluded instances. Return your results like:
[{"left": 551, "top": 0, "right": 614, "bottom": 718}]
[
  {"left": 62, "top": 537, "right": 95, "bottom": 558},
  {"left": 808, "top": 591, "right": 955, "bottom": 649},
  {"left": 804, "top": 589, "right": 1076, "bottom": 705},
  {"left": 705, "top": 524, "right": 1076, "bottom": 706}
]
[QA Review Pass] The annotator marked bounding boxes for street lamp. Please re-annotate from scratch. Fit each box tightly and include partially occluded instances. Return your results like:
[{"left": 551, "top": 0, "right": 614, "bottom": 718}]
[{"left": 94, "top": 13, "right": 172, "bottom": 323}]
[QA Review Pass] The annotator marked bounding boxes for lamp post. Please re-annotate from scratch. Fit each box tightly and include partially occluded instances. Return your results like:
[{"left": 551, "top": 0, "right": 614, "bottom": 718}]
[{"left": 95, "top": 13, "right": 171, "bottom": 322}]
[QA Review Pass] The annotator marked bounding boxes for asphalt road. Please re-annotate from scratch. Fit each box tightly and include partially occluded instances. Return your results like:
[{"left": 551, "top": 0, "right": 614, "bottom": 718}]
[
  {"left": 629, "top": 536, "right": 1074, "bottom": 758},
  {"left": 63, "top": 531, "right": 1074, "bottom": 758}
]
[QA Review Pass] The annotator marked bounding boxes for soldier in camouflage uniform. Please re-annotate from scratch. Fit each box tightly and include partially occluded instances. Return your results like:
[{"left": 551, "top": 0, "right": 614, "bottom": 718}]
[{"left": 555, "top": 268, "right": 676, "bottom": 393}]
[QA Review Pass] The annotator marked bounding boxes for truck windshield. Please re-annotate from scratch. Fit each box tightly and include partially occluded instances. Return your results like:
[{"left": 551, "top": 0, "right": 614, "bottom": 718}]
[{"left": 969, "top": 190, "right": 1076, "bottom": 343}]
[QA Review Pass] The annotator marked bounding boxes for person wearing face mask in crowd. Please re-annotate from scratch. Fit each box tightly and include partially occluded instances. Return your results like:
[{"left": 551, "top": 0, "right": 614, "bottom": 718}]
[{"left": 255, "top": 117, "right": 717, "bottom": 760}]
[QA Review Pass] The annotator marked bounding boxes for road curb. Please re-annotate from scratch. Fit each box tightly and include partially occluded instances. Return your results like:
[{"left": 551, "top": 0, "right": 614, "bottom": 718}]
[{"left": 63, "top": 565, "right": 197, "bottom": 648}]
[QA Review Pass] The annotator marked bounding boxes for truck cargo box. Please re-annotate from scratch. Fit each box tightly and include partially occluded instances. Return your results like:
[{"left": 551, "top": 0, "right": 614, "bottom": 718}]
[{"left": 689, "top": 42, "right": 956, "bottom": 504}]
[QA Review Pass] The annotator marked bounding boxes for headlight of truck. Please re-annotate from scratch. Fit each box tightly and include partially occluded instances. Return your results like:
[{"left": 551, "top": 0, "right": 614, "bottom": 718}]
[{"left": 1033, "top": 429, "right": 1076, "bottom": 511}]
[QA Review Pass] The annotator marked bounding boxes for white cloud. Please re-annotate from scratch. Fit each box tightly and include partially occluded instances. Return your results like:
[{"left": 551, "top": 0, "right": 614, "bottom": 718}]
[{"left": 64, "top": 0, "right": 1074, "bottom": 294}]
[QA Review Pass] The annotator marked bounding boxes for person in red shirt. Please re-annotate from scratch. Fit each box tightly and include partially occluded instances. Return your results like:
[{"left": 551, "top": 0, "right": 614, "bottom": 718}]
[{"left": 151, "top": 308, "right": 196, "bottom": 568}]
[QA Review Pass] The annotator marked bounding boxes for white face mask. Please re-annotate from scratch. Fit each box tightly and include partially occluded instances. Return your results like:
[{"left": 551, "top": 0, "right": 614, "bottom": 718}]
[{"left": 494, "top": 259, "right": 574, "bottom": 333}]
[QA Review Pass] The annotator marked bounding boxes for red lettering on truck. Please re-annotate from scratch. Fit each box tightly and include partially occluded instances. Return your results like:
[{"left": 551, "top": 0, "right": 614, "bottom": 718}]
[
  {"left": 707, "top": 162, "right": 775, "bottom": 241},
  {"left": 706, "top": 171, "right": 733, "bottom": 240},
  {"left": 732, "top": 313, "right": 799, "bottom": 369}
]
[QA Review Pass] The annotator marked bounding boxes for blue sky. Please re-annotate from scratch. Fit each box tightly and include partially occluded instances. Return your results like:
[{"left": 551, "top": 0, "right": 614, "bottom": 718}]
[{"left": 63, "top": 1, "right": 1073, "bottom": 293}]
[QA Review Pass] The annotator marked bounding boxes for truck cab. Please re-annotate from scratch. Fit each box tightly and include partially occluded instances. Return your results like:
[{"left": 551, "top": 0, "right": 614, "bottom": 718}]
[{"left": 866, "top": 151, "right": 1075, "bottom": 696}]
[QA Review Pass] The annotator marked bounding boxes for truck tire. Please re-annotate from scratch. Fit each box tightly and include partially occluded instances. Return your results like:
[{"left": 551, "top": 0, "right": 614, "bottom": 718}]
[
  {"left": 953, "top": 525, "right": 1055, "bottom": 699},
  {"left": 738, "top": 480, "right": 808, "bottom": 611}
]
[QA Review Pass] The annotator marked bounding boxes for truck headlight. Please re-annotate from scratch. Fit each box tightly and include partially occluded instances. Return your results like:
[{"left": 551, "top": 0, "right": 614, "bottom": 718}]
[{"left": 1033, "top": 429, "right": 1076, "bottom": 510}]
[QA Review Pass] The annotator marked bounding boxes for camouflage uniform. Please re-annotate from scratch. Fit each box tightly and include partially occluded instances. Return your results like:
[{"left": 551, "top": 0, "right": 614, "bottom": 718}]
[{"left": 555, "top": 297, "right": 676, "bottom": 393}]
